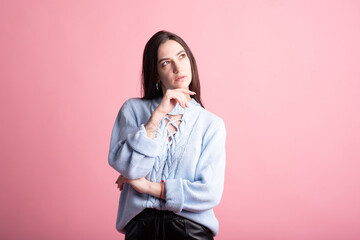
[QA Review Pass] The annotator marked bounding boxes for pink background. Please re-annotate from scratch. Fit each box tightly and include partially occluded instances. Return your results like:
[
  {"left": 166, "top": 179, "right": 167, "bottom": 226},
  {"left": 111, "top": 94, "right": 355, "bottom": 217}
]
[{"left": 1, "top": 0, "right": 360, "bottom": 239}]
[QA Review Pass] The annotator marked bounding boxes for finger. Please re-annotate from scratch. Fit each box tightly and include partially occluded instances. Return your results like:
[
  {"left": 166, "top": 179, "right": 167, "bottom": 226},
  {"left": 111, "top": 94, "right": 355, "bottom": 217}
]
[
  {"left": 117, "top": 181, "right": 124, "bottom": 189},
  {"left": 179, "top": 94, "right": 187, "bottom": 109},
  {"left": 179, "top": 97, "right": 186, "bottom": 109},
  {"left": 166, "top": 93, "right": 180, "bottom": 104},
  {"left": 178, "top": 93, "right": 187, "bottom": 107},
  {"left": 116, "top": 174, "right": 125, "bottom": 184},
  {"left": 173, "top": 93, "right": 188, "bottom": 109},
  {"left": 181, "top": 98, "right": 186, "bottom": 109},
  {"left": 117, "top": 175, "right": 128, "bottom": 186},
  {"left": 168, "top": 89, "right": 195, "bottom": 98},
  {"left": 180, "top": 89, "right": 196, "bottom": 95},
  {"left": 174, "top": 95, "right": 184, "bottom": 108},
  {"left": 115, "top": 175, "right": 121, "bottom": 184},
  {"left": 177, "top": 91, "right": 193, "bottom": 108}
]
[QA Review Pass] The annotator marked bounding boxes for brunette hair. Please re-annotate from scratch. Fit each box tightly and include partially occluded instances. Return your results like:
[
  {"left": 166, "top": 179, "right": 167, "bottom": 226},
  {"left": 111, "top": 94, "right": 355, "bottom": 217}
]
[{"left": 141, "top": 30, "right": 204, "bottom": 107}]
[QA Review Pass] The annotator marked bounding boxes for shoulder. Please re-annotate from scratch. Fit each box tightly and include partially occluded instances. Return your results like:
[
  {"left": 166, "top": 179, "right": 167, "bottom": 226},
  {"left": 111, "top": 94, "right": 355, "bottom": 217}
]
[
  {"left": 117, "top": 98, "right": 160, "bottom": 124},
  {"left": 121, "top": 97, "right": 159, "bottom": 113},
  {"left": 195, "top": 107, "right": 226, "bottom": 151},
  {"left": 122, "top": 97, "right": 151, "bottom": 108},
  {"left": 198, "top": 107, "right": 225, "bottom": 127},
  {"left": 197, "top": 107, "right": 226, "bottom": 135}
]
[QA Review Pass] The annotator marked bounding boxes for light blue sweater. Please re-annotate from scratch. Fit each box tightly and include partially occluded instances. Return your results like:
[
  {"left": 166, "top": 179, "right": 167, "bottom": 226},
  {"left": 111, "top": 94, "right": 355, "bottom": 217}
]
[{"left": 108, "top": 97, "right": 226, "bottom": 236}]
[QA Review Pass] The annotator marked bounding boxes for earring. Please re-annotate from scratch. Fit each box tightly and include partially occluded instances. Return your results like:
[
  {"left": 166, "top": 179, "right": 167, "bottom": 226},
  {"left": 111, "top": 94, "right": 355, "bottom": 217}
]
[{"left": 156, "top": 82, "right": 160, "bottom": 91}]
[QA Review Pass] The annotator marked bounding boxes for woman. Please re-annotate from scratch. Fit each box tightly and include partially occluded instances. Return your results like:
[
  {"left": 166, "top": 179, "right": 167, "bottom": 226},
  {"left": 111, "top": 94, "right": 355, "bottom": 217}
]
[{"left": 108, "top": 30, "right": 226, "bottom": 240}]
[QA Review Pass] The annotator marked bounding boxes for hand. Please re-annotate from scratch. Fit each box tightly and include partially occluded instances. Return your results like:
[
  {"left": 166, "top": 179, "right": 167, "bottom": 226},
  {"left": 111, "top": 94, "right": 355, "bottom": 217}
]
[
  {"left": 155, "top": 88, "right": 196, "bottom": 116},
  {"left": 145, "top": 88, "right": 195, "bottom": 138},
  {"left": 115, "top": 174, "right": 150, "bottom": 194},
  {"left": 115, "top": 174, "right": 165, "bottom": 200}
]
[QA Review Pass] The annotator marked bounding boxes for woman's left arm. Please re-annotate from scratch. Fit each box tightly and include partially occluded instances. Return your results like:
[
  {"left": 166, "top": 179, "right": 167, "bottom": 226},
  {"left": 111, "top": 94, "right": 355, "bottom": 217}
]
[
  {"left": 116, "top": 175, "right": 166, "bottom": 199},
  {"left": 164, "top": 118, "right": 226, "bottom": 213}
]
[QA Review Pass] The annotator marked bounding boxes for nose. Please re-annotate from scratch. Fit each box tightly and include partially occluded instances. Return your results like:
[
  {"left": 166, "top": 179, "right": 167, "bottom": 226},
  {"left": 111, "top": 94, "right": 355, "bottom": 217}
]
[{"left": 172, "top": 60, "right": 181, "bottom": 74}]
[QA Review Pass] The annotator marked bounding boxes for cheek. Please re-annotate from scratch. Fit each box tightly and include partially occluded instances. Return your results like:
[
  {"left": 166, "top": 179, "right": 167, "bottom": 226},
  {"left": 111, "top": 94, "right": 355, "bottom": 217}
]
[
  {"left": 157, "top": 67, "right": 167, "bottom": 78},
  {"left": 184, "top": 59, "right": 192, "bottom": 70},
  {"left": 158, "top": 69, "right": 172, "bottom": 82}
]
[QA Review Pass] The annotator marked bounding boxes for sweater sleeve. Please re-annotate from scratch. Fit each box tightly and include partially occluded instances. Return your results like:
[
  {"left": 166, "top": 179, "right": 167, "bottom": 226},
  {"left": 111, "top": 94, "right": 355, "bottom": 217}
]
[
  {"left": 164, "top": 118, "right": 226, "bottom": 213},
  {"left": 108, "top": 100, "right": 163, "bottom": 179}
]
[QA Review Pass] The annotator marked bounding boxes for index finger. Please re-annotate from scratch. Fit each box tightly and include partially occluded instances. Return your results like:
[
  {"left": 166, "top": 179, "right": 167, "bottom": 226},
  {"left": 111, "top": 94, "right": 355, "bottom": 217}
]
[{"left": 179, "top": 89, "right": 196, "bottom": 95}]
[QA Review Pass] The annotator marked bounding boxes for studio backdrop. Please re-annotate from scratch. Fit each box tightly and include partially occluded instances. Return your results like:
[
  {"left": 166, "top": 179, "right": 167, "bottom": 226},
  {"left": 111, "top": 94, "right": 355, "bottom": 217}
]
[{"left": 1, "top": 0, "right": 359, "bottom": 239}]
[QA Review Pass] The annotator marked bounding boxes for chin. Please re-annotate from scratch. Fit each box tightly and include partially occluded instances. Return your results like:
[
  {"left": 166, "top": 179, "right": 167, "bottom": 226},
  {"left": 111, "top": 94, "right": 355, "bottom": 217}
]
[
  {"left": 176, "top": 81, "right": 191, "bottom": 88},
  {"left": 178, "top": 85, "right": 190, "bottom": 89}
]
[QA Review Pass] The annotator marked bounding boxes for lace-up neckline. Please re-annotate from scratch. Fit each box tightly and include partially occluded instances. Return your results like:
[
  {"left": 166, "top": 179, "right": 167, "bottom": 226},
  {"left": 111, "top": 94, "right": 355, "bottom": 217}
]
[
  {"left": 153, "top": 97, "right": 201, "bottom": 149},
  {"left": 164, "top": 115, "right": 182, "bottom": 144}
]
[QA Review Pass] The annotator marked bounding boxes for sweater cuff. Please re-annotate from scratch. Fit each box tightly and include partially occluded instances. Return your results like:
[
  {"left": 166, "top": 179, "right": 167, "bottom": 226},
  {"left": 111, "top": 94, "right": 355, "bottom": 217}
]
[
  {"left": 164, "top": 178, "right": 184, "bottom": 213},
  {"left": 127, "top": 124, "right": 163, "bottom": 157}
]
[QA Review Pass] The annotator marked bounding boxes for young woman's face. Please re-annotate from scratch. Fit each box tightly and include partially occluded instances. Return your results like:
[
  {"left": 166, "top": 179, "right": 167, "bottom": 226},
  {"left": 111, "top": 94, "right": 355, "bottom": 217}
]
[{"left": 157, "top": 40, "right": 192, "bottom": 92}]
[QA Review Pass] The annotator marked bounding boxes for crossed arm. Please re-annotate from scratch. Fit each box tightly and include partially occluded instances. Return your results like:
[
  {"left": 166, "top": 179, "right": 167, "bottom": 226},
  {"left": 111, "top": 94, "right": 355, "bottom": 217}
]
[{"left": 115, "top": 174, "right": 166, "bottom": 199}]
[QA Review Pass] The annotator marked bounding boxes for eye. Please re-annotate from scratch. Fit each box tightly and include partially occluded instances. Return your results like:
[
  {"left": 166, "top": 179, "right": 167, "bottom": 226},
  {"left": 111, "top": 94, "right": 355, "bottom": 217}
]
[
  {"left": 179, "top": 53, "right": 186, "bottom": 59},
  {"left": 161, "top": 61, "right": 170, "bottom": 67}
]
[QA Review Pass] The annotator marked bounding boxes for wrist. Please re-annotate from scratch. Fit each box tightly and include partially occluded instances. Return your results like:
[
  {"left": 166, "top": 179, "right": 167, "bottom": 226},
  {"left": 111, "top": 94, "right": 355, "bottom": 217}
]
[
  {"left": 145, "top": 180, "right": 153, "bottom": 195},
  {"left": 146, "top": 110, "right": 164, "bottom": 128},
  {"left": 148, "top": 181, "right": 162, "bottom": 199},
  {"left": 145, "top": 111, "right": 163, "bottom": 138},
  {"left": 152, "top": 108, "right": 166, "bottom": 120}
]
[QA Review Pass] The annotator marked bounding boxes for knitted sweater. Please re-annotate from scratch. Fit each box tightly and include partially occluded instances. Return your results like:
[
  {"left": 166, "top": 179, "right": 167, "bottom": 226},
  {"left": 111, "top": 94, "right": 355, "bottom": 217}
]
[{"left": 108, "top": 97, "right": 226, "bottom": 236}]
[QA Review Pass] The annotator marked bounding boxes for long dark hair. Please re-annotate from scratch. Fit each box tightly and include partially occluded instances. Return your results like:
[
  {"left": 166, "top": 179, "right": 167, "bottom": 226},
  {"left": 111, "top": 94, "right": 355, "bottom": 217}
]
[{"left": 141, "top": 30, "right": 204, "bottom": 107}]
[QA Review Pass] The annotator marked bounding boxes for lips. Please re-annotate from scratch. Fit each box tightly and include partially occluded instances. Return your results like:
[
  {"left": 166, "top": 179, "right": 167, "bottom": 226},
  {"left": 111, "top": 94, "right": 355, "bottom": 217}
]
[{"left": 175, "top": 76, "right": 186, "bottom": 81}]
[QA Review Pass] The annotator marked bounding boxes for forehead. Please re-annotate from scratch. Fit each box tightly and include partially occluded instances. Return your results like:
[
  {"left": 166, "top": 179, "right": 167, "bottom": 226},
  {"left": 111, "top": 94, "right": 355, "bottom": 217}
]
[{"left": 157, "top": 40, "right": 185, "bottom": 59}]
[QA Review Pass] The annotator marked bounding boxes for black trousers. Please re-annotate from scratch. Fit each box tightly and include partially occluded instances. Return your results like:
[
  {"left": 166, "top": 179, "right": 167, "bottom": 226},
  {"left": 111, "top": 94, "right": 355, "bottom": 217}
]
[{"left": 125, "top": 208, "right": 214, "bottom": 240}]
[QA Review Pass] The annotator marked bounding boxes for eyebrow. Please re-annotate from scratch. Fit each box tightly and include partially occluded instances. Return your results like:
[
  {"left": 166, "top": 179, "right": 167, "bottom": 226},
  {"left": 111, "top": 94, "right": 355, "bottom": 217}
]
[{"left": 158, "top": 50, "right": 186, "bottom": 64}]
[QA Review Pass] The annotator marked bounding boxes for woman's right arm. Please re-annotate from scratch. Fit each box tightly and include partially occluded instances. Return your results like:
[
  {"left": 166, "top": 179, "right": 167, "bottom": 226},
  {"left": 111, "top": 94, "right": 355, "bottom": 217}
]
[
  {"left": 108, "top": 100, "right": 163, "bottom": 179},
  {"left": 109, "top": 89, "right": 195, "bottom": 179}
]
